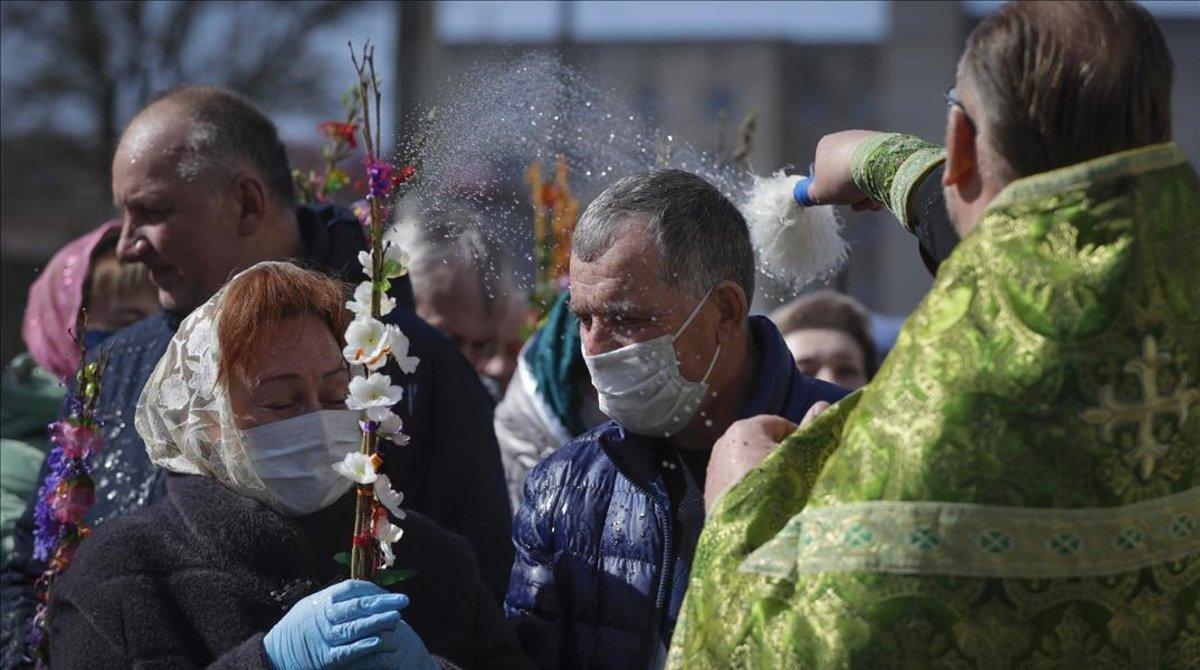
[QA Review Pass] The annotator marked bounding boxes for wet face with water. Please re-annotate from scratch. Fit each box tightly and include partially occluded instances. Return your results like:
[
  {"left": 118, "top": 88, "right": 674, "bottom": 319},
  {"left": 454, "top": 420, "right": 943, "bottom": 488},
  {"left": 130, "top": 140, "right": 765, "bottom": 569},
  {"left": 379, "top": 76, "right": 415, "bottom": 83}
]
[
  {"left": 784, "top": 328, "right": 869, "bottom": 390},
  {"left": 112, "top": 104, "right": 247, "bottom": 314},
  {"left": 226, "top": 314, "right": 350, "bottom": 432},
  {"left": 569, "top": 221, "right": 722, "bottom": 388}
]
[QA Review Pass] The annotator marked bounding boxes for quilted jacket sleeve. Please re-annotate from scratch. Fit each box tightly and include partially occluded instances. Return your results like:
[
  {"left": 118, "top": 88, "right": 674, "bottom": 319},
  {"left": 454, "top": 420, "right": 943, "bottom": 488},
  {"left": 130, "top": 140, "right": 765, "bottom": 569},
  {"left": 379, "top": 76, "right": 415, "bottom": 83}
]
[{"left": 503, "top": 458, "right": 568, "bottom": 669}]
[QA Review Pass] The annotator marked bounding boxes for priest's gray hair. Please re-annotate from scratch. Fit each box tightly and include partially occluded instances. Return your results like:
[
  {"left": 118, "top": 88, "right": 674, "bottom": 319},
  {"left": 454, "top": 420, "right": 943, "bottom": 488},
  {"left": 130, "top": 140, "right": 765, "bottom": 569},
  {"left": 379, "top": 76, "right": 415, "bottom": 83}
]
[
  {"left": 573, "top": 169, "right": 755, "bottom": 300},
  {"left": 396, "top": 205, "right": 511, "bottom": 317}
]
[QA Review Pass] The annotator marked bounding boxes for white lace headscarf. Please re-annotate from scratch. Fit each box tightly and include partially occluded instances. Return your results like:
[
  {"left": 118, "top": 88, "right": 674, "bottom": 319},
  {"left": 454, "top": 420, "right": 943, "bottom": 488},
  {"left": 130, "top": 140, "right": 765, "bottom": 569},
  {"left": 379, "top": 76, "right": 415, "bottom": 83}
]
[{"left": 136, "top": 262, "right": 294, "bottom": 508}]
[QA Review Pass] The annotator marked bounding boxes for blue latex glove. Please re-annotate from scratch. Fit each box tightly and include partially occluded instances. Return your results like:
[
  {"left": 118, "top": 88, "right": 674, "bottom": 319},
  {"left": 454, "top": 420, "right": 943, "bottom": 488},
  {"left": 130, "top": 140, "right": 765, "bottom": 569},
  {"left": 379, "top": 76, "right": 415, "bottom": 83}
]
[
  {"left": 352, "top": 619, "right": 441, "bottom": 670},
  {"left": 263, "top": 580, "right": 410, "bottom": 670}
]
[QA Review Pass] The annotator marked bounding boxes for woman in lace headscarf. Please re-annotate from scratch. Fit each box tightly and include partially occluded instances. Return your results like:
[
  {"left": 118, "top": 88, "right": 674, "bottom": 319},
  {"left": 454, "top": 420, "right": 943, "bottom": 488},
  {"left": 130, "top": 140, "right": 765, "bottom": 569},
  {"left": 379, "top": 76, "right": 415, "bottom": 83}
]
[{"left": 46, "top": 261, "right": 530, "bottom": 670}]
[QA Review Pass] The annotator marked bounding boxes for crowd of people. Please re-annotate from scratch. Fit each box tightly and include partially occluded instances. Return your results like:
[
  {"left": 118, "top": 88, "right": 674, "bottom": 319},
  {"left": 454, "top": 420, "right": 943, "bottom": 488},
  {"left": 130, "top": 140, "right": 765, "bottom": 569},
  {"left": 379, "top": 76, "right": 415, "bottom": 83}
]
[{"left": 1, "top": 1, "right": 1196, "bottom": 668}]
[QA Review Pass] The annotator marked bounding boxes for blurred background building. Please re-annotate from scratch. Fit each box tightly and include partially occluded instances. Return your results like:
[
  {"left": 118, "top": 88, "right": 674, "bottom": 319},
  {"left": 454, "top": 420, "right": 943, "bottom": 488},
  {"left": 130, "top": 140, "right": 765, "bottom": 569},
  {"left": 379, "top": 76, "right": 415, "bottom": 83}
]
[{"left": 2, "top": 0, "right": 1197, "bottom": 363}]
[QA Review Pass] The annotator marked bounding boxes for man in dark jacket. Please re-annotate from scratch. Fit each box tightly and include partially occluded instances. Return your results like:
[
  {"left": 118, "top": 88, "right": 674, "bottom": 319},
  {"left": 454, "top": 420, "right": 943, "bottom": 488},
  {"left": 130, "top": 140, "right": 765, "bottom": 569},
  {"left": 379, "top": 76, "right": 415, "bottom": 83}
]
[
  {"left": 504, "top": 170, "right": 848, "bottom": 668},
  {"left": 1, "top": 86, "right": 513, "bottom": 667}
]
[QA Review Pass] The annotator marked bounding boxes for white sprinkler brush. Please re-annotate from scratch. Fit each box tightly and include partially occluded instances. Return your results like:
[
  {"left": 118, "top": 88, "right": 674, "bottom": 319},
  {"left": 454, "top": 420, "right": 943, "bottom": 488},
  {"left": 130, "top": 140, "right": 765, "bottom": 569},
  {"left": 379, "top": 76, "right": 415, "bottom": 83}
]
[{"left": 742, "top": 171, "right": 847, "bottom": 293}]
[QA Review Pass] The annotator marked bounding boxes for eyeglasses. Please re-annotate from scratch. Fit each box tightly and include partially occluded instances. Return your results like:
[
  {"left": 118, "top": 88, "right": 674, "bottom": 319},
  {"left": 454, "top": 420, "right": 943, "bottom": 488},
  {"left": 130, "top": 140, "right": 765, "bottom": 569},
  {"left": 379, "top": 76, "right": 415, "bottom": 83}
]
[{"left": 944, "top": 86, "right": 977, "bottom": 132}]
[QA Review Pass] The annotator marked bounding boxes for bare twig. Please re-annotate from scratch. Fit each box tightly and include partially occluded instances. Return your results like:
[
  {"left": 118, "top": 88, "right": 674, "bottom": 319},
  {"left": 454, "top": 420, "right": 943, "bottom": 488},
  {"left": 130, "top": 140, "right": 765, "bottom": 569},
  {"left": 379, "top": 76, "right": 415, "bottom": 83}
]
[{"left": 732, "top": 108, "right": 758, "bottom": 174}]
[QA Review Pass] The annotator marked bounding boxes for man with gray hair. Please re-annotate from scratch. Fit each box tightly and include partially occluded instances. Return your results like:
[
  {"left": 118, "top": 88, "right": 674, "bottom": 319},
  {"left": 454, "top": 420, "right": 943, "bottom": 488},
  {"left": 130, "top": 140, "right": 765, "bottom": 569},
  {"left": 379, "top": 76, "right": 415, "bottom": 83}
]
[
  {"left": 504, "top": 169, "right": 846, "bottom": 668},
  {"left": 399, "top": 206, "right": 513, "bottom": 399}
]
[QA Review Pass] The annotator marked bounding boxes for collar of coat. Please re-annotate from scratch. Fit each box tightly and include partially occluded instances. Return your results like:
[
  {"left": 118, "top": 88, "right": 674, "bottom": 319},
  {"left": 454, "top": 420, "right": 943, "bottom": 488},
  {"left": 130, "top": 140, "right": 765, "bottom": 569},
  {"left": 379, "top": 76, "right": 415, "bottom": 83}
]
[{"left": 165, "top": 472, "right": 321, "bottom": 598}]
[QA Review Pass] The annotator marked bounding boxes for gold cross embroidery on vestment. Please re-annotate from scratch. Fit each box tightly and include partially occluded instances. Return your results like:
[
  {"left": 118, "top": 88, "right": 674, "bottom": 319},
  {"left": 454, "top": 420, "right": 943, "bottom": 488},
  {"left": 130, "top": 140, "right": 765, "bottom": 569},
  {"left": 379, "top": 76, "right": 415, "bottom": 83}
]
[{"left": 1080, "top": 335, "right": 1199, "bottom": 481}]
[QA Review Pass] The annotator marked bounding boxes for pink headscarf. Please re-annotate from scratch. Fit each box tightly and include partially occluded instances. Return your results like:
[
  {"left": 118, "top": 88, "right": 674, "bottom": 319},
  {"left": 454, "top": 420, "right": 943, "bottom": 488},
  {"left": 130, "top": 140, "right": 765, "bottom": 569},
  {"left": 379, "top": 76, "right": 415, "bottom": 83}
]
[{"left": 21, "top": 221, "right": 122, "bottom": 381}]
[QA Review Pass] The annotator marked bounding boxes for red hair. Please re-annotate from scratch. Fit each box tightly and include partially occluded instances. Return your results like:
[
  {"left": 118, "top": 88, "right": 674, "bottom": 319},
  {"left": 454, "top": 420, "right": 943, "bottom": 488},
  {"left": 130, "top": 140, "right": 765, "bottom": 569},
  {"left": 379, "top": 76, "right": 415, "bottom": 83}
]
[{"left": 217, "top": 263, "right": 351, "bottom": 383}]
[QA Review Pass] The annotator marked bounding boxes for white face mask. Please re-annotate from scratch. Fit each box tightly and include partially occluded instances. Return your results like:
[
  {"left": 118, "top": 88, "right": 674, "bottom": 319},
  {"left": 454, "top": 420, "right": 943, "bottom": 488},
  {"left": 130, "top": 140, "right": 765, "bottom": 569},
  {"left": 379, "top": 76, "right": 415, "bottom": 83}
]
[
  {"left": 583, "top": 288, "right": 720, "bottom": 438},
  {"left": 241, "top": 409, "right": 362, "bottom": 516}
]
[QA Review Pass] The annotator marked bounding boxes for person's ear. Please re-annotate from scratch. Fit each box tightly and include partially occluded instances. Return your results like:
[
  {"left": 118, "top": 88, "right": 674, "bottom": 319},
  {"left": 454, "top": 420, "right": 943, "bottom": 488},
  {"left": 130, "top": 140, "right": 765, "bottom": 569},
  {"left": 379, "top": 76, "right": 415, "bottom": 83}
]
[
  {"left": 232, "top": 172, "right": 268, "bottom": 237},
  {"left": 711, "top": 280, "right": 748, "bottom": 344},
  {"left": 943, "top": 108, "right": 978, "bottom": 188}
]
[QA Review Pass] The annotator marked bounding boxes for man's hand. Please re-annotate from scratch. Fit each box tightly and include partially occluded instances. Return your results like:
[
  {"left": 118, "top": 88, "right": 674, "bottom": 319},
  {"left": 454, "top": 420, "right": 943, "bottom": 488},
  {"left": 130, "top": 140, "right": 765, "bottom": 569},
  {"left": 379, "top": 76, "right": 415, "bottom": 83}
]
[
  {"left": 805, "top": 130, "right": 884, "bottom": 212},
  {"left": 704, "top": 403, "right": 830, "bottom": 514}
]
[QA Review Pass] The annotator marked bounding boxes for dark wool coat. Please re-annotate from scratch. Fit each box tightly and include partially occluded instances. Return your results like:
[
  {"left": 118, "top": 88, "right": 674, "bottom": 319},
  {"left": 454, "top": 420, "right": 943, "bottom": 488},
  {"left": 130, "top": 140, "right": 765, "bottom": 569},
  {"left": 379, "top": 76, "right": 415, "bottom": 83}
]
[
  {"left": 2, "top": 204, "right": 515, "bottom": 668},
  {"left": 505, "top": 317, "right": 849, "bottom": 669},
  {"left": 48, "top": 473, "right": 531, "bottom": 670}
]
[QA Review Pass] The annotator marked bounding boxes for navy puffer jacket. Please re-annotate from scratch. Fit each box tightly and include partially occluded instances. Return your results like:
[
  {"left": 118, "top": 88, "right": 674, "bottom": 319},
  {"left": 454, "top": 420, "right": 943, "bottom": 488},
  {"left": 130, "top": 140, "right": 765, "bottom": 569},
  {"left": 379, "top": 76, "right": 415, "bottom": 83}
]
[{"left": 505, "top": 317, "right": 847, "bottom": 669}]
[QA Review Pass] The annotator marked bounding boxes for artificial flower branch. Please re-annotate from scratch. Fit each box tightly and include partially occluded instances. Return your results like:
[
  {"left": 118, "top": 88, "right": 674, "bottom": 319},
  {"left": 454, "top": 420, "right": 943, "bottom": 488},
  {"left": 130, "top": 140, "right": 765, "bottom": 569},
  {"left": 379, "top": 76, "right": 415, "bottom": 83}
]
[
  {"left": 294, "top": 87, "right": 362, "bottom": 204},
  {"left": 28, "top": 312, "right": 107, "bottom": 667},
  {"left": 336, "top": 41, "right": 418, "bottom": 583}
]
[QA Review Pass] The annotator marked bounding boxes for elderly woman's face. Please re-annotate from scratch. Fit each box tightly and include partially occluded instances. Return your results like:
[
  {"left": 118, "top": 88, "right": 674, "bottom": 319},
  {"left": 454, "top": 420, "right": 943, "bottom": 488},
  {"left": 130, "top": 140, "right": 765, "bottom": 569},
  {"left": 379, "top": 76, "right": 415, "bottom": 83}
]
[{"left": 227, "top": 314, "right": 350, "bottom": 430}]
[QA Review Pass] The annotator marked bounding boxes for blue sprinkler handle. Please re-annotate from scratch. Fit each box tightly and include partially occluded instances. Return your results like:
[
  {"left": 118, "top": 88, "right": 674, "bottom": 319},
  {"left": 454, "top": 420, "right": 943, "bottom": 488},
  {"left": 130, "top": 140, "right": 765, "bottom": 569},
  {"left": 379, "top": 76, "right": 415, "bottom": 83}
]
[{"left": 793, "top": 175, "right": 817, "bottom": 207}]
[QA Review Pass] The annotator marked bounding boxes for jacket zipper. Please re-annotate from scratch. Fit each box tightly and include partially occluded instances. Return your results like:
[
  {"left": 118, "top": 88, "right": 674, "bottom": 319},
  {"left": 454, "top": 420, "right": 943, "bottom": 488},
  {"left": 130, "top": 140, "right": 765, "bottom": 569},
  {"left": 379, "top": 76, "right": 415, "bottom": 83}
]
[
  {"left": 621, "top": 461, "right": 674, "bottom": 663},
  {"left": 599, "top": 431, "right": 676, "bottom": 662}
]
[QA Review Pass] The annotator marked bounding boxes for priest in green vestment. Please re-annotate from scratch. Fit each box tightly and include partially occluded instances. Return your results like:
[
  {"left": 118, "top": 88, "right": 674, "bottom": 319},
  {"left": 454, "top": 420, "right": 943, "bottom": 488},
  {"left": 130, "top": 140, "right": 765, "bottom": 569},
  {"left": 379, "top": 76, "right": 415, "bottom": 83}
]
[{"left": 670, "top": 2, "right": 1199, "bottom": 667}]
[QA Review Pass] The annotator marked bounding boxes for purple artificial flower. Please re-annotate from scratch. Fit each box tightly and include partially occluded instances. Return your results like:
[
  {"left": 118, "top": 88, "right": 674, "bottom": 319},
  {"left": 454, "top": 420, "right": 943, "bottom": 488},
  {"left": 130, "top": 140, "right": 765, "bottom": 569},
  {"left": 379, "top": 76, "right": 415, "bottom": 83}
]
[
  {"left": 62, "top": 394, "right": 83, "bottom": 417},
  {"left": 364, "top": 156, "right": 415, "bottom": 200},
  {"left": 365, "top": 156, "right": 394, "bottom": 200},
  {"left": 32, "top": 449, "right": 68, "bottom": 561},
  {"left": 49, "top": 421, "right": 102, "bottom": 460}
]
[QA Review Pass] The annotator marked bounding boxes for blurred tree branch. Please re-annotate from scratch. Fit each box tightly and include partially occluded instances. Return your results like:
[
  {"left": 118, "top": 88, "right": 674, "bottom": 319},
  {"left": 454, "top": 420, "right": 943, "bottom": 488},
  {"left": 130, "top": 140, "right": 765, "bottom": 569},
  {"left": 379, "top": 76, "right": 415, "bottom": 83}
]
[{"left": 0, "top": 0, "right": 364, "bottom": 192}]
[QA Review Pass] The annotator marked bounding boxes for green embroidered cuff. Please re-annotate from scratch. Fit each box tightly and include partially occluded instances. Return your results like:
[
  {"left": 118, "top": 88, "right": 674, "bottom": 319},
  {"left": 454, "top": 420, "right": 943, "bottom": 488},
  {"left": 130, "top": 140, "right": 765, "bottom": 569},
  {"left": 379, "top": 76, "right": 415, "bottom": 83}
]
[{"left": 850, "top": 133, "right": 946, "bottom": 232}]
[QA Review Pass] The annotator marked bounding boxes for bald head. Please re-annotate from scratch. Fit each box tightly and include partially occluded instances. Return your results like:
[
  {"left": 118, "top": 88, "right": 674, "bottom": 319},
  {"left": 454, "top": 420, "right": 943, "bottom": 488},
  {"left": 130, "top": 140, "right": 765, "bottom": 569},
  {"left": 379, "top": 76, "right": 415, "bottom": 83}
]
[
  {"left": 112, "top": 86, "right": 300, "bottom": 314},
  {"left": 124, "top": 87, "right": 295, "bottom": 202}
]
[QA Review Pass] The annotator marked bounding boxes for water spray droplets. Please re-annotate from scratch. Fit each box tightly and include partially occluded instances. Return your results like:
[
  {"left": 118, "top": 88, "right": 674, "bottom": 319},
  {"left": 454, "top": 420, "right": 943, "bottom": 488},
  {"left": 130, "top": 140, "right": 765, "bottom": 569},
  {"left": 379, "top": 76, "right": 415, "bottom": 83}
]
[{"left": 400, "top": 53, "right": 754, "bottom": 296}]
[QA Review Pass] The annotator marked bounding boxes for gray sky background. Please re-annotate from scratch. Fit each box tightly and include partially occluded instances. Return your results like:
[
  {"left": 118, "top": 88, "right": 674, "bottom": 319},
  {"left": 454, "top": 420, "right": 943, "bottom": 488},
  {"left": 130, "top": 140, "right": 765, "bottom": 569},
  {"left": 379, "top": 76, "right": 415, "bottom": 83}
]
[
  {"left": 291, "top": 0, "right": 1197, "bottom": 140},
  {"left": 3, "top": 1, "right": 1195, "bottom": 140},
  {"left": 435, "top": 0, "right": 1197, "bottom": 42}
]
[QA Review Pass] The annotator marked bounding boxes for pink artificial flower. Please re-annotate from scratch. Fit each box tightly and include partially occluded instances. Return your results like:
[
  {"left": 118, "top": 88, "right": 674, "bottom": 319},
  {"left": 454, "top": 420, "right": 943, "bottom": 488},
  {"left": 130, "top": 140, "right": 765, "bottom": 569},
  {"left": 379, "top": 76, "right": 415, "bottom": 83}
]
[
  {"left": 50, "top": 479, "right": 94, "bottom": 525},
  {"left": 49, "top": 422, "right": 102, "bottom": 460}
]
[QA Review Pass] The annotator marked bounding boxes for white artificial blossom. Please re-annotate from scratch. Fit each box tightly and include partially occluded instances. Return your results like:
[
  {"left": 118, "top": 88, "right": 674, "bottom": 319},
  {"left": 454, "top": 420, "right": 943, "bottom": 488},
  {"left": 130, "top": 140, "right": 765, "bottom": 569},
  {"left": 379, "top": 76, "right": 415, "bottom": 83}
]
[
  {"left": 346, "top": 373, "right": 404, "bottom": 422},
  {"left": 377, "top": 412, "right": 411, "bottom": 446},
  {"left": 373, "top": 473, "right": 406, "bottom": 519},
  {"left": 333, "top": 452, "right": 378, "bottom": 485},
  {"left": 343, "top": 318, "right": 401, "bottom": 371},
  {"left": 347, "top": 281, "right": 396, "bottom": 317},
  {"left": 389, "top": 327, "right": 420, "bottom": 375},
  {"left": 357, "top": 241, "right": 409, "bottom": 280},
  {"left": 373, "top": 511, "right": 405, "bottom": 569}
]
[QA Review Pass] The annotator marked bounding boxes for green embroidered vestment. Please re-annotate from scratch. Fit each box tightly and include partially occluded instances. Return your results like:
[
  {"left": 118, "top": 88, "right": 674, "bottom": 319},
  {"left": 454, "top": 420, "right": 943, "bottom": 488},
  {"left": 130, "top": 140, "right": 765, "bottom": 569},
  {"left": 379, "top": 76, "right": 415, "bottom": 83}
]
[{"left": 668, "top": 136, "right": 1200, "bottom": 669}]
